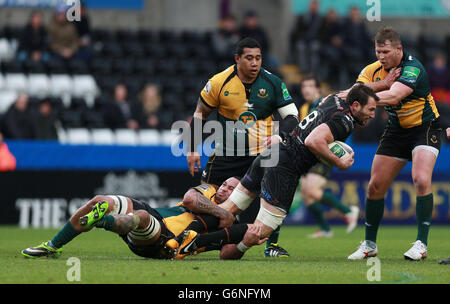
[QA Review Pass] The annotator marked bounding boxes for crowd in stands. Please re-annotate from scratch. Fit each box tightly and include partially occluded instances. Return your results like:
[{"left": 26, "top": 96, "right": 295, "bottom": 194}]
[{"left": 0, "top": 1, "right": 449, "bottom": 145}]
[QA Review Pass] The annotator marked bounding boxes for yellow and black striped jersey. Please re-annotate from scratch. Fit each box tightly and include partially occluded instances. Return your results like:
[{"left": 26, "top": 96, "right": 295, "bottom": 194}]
[
  {"left": 200, "top": 64, "right": 293, "bottom": 155},
  {"left": 357, "top": 52, "right": 439, "bottom": 129}
]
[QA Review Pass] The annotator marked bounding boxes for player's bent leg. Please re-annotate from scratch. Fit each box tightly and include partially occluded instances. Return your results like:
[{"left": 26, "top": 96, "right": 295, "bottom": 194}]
[
  {"left": 348, "top": 155, "right": 405, "bottom": 260},
  {"left": 21, "top": 195, "right": 133, "bottom": 258},
  {"left": 126, "top": 209, "right": 161, "bottom": 245},
  {"left": 220, "top": 183, "right": 257, "bottom": 215}
]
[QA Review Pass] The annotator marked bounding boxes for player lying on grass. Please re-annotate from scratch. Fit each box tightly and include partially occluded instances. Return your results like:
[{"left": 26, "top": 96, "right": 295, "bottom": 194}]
[
  {"left": 169, "top": 84, "right": 378, "bottom": 260},
  {"left": 21, "top": 176, "right": 265, "bottom": 259}
]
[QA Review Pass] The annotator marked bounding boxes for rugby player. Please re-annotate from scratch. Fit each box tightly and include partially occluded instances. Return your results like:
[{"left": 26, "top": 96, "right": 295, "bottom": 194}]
[
  {"left": 346, "top": 27, "right": 442, "bottom": 261},
  {"left": 174, "top": 84, "right": 378, "bottom": 259},
  {"left": 298, "top": 74, "right": 359, "bottom": 238},
  {"left": 187, "top": 37, "right": 299, "bottom": 257},
  {"left": 21, "top": 177, "right": 263, "bottom": 259}
]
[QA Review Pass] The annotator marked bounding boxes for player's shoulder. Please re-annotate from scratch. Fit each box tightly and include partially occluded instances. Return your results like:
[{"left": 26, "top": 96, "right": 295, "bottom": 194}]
[
  {"left": 192, "top": 183, "right": 217, "bottom": 200},
  {"left": 259, "top": 68, "right": 283, "bottom": 84},
  {"left": 400, "top": 52, "right": 426, "bottom": 72},
  {"left": 209, "top": 65, "right": 237, "bottom": 85},
  {"left": 360, "top": 61, "right": 383, "bottom": 75}
]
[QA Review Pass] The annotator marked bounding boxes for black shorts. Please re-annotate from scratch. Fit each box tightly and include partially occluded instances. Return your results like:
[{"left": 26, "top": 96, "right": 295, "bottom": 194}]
[
  {"left": 119, "top": 199, "right": 174, "bottom": 259},
  {"left": 201, "top": 154, "right": 257, "bottom": 186},
  {"left": 307, "top": 162, "right": 332, "bottom": 179},
  {"left": 241, "top": 144, "right": 301, "bottom": 214},
  {"left": 376, "top": 118, "right": 442, "bottom": 161}
]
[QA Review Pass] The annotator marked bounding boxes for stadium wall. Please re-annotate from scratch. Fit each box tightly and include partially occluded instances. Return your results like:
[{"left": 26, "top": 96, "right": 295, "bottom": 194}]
[{"left": 1, "top": 140, "right": 449, "bottom": 227}]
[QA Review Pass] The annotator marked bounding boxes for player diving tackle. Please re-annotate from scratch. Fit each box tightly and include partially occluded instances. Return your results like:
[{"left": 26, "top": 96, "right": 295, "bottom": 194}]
[{"left": 21, "top": 176, "right": 266, "bottom": 260}]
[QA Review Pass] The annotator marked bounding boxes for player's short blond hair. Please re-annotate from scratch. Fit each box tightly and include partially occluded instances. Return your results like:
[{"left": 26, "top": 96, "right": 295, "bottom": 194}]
[{"left": 374, "top": 27, "right": 402, "bottom": 46}]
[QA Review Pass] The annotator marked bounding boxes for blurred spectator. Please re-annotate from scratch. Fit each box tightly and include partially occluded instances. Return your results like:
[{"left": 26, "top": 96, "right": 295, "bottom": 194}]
[
  {"left": 340, "top": 6, "right": 372, "bottom": 84},
  {"left": 353, "top": 108, "right": 388, "bottom": 143},
  {"left": 74, "top": 2, "right": 93, "bottom": 61},
  {"left": 239, "top": 10, "right": 279, "bottom": 73},
  {"left": 103, "top": 84, "right": 141, "bottom": 130},
  {"left": 428, "top": 52, "right": 450, "bottom": 105},
  {"left": 289, "top": 0, "right": 322, "bottom": 73},
  {"left": 47, "top": 5, "right": 80, "bottom": 62},
  {"left": 32, "top": 99, "right": 59, "bottom": 140},
  {"left": 212, "top": 14, "right": 240, "bottom": 60},
  {"left": 239, "top": 10, "right": 269, "bottom": 53},
  {"left": 1, "top": 94, "right": 36, "bottom": 139},
  {"left": 138, "top": 84, "right": 162, "bottom": 129},
  {"left": 318, "top": 9, "right": 345, "bottom": 88},
  {"left": 17, "top": 10, "right": 49, "bottom": 63},
  {"left": 0, "top": 132, "right": 16, "bottom": 171}
]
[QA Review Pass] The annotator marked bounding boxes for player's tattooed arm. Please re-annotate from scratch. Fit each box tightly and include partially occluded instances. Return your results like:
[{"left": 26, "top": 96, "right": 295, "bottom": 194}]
[
  {"left": 183, "top": 189, "right": 235, "bottom": 227},
  {"left": 193, "top": 97, "right": 213, "bottom": 119}
]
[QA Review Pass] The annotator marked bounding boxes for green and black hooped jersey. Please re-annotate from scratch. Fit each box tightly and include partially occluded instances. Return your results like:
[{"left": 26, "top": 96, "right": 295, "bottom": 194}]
[
  {"left": 200, "top": 65, "right": 293, "bottom": 156},
  {"left": 357, "top": 52, "right": 439, "bottom": 129}
]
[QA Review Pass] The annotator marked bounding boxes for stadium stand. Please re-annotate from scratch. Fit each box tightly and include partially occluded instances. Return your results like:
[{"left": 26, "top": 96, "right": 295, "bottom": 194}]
[{"left": 0, "top": 4, "right": 449, "bottom": 146}]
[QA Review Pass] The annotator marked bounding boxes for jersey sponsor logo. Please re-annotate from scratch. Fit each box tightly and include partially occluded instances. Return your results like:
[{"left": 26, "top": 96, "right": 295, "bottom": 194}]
[
  {"left": 203, "top": 80, "right": 212, "bottom": 94},
  {"left": 238, "top": 111, "right": 257, "bottom": 127},
  {"left": 281, "top": 82, "right": 292, "bottom": 101},
  {"left": 257, "top": 88, "right": 268, "bottom": 98},
  {"left": 224, "top": 90, "right": 239, "bottom": 96},
  {"left": 400, "top": 66, "right": 420, "bottom": 83}
]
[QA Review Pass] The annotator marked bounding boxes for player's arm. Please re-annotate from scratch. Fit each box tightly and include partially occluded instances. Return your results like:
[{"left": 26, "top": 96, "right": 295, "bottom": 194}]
[
  {"left": 446, "top": 127, "right": 450, "bottom": 139},
  {"left": 304, "top": 123, "right": 354, "bottom": 170},
  {"left": 220, "top": 225, "right": 268, "bottom": 260},
  {"left": 182, "top": 188, "right": 235, "bottom": 228},
  {"left": 337, "top": 68, "right": 401, "bottom": 99},
  {"left": 187, "top": 97, "right": 214, "bottom": 176},
  {"left": 267, "top": 103, "right": 299, "bottom": 146},
  {"left": 375, "top": 81, "right": 413, "bottom": 107}
]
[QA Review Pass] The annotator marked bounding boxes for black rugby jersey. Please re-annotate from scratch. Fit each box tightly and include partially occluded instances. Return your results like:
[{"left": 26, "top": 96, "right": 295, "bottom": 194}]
[{"left": 284, "top": 94, "right": 355, "bottom": 172}]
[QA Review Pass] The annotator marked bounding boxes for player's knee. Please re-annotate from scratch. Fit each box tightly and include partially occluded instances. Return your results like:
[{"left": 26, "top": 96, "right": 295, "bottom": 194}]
[
  {"left": 367, "top": 179, "right": 385, "bottom": 198},
  {"left": 412, "top": 174, "right": 431, "bottom": 195},
  {"left": 134, "top": 209, "right": 150, "bottom": 229},
  {"left": 255, "top": 206, "right": 286, "bottom": 235}
]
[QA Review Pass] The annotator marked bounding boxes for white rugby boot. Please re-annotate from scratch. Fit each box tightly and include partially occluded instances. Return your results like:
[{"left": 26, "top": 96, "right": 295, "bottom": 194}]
[
  {"left": 348, "top": 240, "right": 378, "bottom": 260},
  {"left": 404, "top": 240, "right": 427, "bottom": 261}
]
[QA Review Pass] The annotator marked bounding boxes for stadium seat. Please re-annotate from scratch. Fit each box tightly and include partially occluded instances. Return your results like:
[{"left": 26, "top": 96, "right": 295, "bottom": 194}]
[
  {"left": 0, "top": 90, "right": 18, "bottom": 114},
  {"left": 91, "top": 128, "right": 115, "bottom": 145},
  {"left": 4, "top": 73, "right": 28, "bottom": 92},
  {"left": 49, "top": 74, "right": 72, "bottom": 98},
  {"left": 138, "top": 129, "right": 161, "bottom": 145},
  {"left": 66, "top": 128, "right": 91, "bottom": 144},
  {"left": 114, "top": 128, "right": 138, "bottom": 145},
  {"left": 0, "top": 38, "right": 14, "bottom": 61},
  {"left": 27, "top": 74, "right": 50, "bottom": 97},
  {"left": 72, "top": 75, "right": 99, "bottom": 106}
]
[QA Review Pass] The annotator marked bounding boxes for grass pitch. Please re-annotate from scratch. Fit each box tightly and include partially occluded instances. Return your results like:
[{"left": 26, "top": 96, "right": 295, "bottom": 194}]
[{"left": 1, "top": 225, "right": 449, "bottom": 284}]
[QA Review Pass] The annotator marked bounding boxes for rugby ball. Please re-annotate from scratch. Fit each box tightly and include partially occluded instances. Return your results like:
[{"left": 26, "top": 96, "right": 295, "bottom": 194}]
[{"left": 321, "top": 141, "right": 353, "bottom": 165}]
